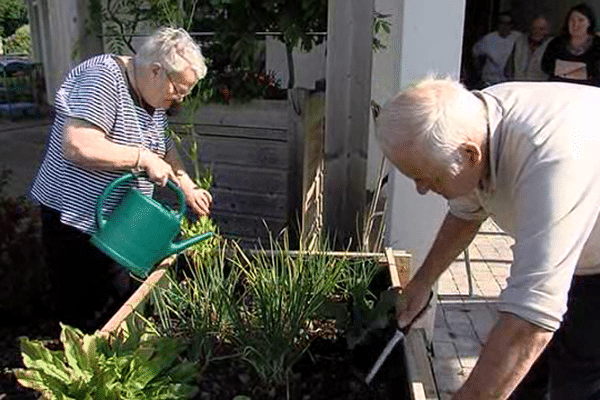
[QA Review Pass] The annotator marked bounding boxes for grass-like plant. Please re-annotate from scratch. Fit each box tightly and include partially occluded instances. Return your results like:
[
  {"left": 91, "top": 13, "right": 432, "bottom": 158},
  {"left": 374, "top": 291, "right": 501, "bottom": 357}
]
[
  {"left": 151, "top": 233, "right": 241, "bottom": 368},
  {"left": 224, "top": 237, "right": 346, "bottom": 387}
]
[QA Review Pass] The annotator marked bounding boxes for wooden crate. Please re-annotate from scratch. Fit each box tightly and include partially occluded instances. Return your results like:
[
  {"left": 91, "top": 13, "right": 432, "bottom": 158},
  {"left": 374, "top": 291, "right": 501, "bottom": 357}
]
[
  {"left": 100, "top": 248, "right": 439, "bottom": 400},
  {"left": 167, "top": 89, "right": 325, "bottom": 248}
]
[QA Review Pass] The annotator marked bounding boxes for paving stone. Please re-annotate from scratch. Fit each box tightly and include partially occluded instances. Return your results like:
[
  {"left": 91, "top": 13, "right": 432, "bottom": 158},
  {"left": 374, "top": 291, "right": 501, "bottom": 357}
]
[{"left": 433, "top": 220, "right": 513, "bottom": 399}]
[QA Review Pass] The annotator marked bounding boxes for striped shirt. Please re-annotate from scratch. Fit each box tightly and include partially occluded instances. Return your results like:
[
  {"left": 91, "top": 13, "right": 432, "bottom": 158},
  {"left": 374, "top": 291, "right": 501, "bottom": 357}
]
[{"left": 30, "top": 54, "right": 173, "bottom": 234}]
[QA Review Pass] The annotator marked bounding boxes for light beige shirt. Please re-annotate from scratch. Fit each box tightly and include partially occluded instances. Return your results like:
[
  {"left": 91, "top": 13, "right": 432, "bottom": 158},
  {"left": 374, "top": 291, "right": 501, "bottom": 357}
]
[
  {"left": 514, "top": 36, "right": 552, "bottom": 81},
  {"left": 449, "top": 82, "right": 600, "bottom": 331}
]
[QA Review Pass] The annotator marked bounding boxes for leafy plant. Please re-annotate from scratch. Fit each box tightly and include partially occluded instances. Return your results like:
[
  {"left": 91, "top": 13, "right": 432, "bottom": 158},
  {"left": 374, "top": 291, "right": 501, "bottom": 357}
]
[
  {"left": 0, "top": 0, "right": 28, "bottom": 38},
  {"left": 372, "top": 12, "right": 391, "bottom": 52},
  {"left": 14, "top": 321, "right": 199, "bottom": 400},
  {"left": 4, "top": 24, "right": 30, "bottom": 54}
]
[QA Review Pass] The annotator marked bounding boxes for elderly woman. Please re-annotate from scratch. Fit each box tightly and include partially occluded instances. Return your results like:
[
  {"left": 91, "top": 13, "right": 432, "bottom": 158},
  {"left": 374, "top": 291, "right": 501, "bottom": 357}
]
[
  {"left": 542, "top": 2, "right": 600, "bottom": 86},
  {"left": 30, "top": 27, "right": 212, "bottom": 331}
]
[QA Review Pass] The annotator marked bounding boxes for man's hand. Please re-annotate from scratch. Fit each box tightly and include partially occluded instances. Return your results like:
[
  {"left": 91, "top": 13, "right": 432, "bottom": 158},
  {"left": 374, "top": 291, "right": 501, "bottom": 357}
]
[{"left": 396, "top": 277, "right": 433, "bottom": 329}]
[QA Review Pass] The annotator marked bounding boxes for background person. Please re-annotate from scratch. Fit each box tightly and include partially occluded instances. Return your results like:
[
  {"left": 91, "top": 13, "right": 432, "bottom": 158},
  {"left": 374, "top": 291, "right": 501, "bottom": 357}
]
[
  {"left": 514, "top": 15, "right": 553, "bottom": 81},
  {"left": 541, "top": 2, "right": 600, "bottom": 86},
  {"left": 472, "top": 12, "right": 524, "bottom": 87},
  {"left": 29, "top": 27, "right": 213, "bottom": 332},
  {"left": 376, "top": 77, "right": 600, "bottom": 400}
]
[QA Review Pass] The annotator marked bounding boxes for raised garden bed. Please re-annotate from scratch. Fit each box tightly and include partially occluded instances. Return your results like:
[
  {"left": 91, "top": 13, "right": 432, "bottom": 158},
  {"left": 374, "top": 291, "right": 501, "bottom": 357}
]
[{"left": 95, "top": 248, "right": 438, "bottom": 400}]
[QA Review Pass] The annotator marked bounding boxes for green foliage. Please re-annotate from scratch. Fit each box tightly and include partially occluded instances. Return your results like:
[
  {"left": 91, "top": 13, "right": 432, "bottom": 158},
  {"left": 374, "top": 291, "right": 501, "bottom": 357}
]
[
  {"left": 0, "top": 0, "right": 28, "bottom": 38},
  {"left": 224, "top": 238, "right": 346, "bottom": 386},
  {"left": 14, "top": 322, "right": 199, "bottom": 400},
  {"left": 4, "top": 24, "right": 30, "bottom": 55},
  {"left": 372, "top": 12, "right": 391, "bottom": 52},
  {"left": 152, "top": 238, "right": 241, "bottom": 366}
]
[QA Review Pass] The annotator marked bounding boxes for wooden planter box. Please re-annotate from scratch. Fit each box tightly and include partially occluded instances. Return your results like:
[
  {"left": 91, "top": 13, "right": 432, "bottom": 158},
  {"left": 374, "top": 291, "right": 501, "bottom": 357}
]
[
  {"left": 167, "top": 89, "right": 325, "bottom": 248},
  {"left": 100, "top": 249, "right": 439, "bottom": 400}
]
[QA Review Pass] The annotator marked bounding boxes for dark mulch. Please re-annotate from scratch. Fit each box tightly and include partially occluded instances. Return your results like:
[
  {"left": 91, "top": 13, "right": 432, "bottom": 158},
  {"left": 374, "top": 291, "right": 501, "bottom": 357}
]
[
  {"left": 0, "top": 319, "right": 59, "bottom": 400},
  {"left": 192, "top": 326, "right": 410, "bottom": 400}
]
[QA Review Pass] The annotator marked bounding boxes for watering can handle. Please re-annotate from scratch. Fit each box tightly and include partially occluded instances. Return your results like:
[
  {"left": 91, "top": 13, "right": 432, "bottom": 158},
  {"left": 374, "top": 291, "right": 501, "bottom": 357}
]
[{"left": 96, "top": 172, "right": 187, "bottom": 230}]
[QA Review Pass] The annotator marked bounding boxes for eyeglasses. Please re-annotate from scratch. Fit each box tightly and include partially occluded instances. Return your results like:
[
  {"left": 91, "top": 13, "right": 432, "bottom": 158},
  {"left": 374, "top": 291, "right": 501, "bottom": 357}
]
[{"left": 165, "top": 72, "right": 191, "bottom": 99}]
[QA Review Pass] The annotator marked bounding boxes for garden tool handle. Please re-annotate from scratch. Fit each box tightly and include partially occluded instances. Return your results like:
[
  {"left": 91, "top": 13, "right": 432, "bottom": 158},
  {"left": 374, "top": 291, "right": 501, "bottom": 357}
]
[{"left": 365, "top": 291, "right": 435, "bottom": 386}]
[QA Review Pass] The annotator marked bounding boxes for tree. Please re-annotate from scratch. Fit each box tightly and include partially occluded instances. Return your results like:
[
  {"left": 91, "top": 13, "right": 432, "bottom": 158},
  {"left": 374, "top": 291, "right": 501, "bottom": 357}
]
[
  {"left": 5, "top": 23, "right": 30, "bottom": 54},
  {"left": 0, "top": 0, "right": 28, "bottom": 38}
]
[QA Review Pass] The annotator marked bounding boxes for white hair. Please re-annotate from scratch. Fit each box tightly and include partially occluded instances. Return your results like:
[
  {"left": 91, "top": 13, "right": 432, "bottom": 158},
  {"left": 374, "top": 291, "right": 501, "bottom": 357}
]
[
  {"left": 375, "top": 76, "right": 487, "bottom": 175},
  {"left": 136, "top": 27, "right": 207, "bottom": 80}
]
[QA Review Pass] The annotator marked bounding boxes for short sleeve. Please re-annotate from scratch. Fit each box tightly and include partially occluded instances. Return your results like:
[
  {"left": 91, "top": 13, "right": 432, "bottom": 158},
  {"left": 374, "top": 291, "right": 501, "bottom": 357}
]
[
  {"left": 499, "top": 156, "right": 600, "bottom": 331},
  {"left": 65, "top": 64, "right": 119, "bottom": 134}
]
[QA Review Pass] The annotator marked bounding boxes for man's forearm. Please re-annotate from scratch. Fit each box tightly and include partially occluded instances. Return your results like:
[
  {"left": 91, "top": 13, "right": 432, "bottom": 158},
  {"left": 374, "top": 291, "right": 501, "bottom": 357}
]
[
  {"left": 453, "top": 313, "right": 553, "bottom": 400},
  {"left": 413, "top": 212, "right": 482, "bottom": 287}
]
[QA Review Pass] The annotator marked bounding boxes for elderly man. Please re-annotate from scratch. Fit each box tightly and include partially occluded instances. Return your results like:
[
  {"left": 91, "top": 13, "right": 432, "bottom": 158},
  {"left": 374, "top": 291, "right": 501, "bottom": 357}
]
[
  {"left": 514, "top": 15, "right": 553, "bottom": 81},
  {"left": 376, "top": 77, "right": 600, "bottom": 400}
]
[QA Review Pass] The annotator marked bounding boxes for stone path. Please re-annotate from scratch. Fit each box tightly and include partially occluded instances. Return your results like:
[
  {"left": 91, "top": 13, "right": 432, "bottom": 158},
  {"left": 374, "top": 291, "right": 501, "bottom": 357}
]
[
  {"left": 433, "top": 219, "right": 514, "bottom": 399},
  {"left": 0, "top": 116, "right": 50, "bottom": 198}
]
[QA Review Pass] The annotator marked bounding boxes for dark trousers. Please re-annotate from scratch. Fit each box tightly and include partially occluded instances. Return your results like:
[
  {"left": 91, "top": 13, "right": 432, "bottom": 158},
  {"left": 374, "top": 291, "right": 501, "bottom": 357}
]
[
  {"left": 510, "top": 274, "right": 600, "bottom": 400},
  {"left": 41, "top": 205, "right": 136, "bottom": 332}
]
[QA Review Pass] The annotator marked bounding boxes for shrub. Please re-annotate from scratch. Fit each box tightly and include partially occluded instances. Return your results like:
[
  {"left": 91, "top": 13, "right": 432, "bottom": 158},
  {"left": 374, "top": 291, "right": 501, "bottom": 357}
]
[{"left": 5, "top": 24, "right": 31, "bottom": 55}]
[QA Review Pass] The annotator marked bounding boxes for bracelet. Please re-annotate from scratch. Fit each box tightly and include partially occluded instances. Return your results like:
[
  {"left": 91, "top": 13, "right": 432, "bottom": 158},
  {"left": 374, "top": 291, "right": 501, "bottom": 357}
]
[{"left": 132, "top": 147, "right": 143, "bottom": 172}]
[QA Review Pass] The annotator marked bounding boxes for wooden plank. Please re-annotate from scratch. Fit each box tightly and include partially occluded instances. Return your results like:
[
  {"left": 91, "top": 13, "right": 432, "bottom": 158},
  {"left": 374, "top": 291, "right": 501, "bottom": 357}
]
[
  {"left": 405, "top": 328, "right": 440, "bottom": 400},
  {"left": 385, "top": 247, "right": 402, "bottom": 288},
  {"left": 189, "top": 136, "right": 291, "bottom": 168},
  {"left": 324, "top": 0, "right": 373, "bottom": 247},
  {"left": 171, "top": 99, "right": 291, "bottom": 130},
  {"left": 99, "top": 257, "right": 174, "bottom": 339},
  {"left": 210, "top": 165, "right": 288, "bottom": 194},
  {"left": 172, "top": 122, "right": 289, "bottom": 142},
  {"left": 211, "top": 188, "right": 287, "bottom": 218},
  {"left": 412, "top": 382, "right": 428, "bottom": 400},
  {"left": 394, "top": 251, "right": 411, "bottom": 289},
  {"left": 211, "top": 212, "right": 287, "bottom": 239}
]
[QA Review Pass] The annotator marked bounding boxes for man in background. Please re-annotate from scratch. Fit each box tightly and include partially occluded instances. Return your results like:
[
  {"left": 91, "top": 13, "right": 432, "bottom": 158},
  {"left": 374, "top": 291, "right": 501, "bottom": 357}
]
[
  {"left": 472, "top": 12, "right": 524, "bottom": 87},
  {"left": 514, "top": 16, "right": 553, "bottom": 81}
]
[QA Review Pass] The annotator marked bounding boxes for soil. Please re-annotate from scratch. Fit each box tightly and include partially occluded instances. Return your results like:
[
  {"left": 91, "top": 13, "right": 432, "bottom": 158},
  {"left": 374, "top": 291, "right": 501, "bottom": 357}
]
[
  {"left": 0, "top": 319, "right": 59, "bottom": 400},
  {"left": 193, "top": 325, "right": 410, "bottom": 400},
  {"left": 0, "top": 318, "right": 409, "bottom": 400}
]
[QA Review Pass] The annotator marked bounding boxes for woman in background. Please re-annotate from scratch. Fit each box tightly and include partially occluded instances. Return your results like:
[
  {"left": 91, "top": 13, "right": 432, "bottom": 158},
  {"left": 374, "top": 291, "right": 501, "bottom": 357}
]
[{"left": 542, "top": 2, "right": 600, "bottom": 86}]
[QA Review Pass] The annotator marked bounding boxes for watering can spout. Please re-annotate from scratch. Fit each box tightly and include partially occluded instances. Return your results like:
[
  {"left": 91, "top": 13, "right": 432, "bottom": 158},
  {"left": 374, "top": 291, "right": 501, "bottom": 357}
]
[{"left": 168, "top": 231, "right": 213, "bottom": 256}]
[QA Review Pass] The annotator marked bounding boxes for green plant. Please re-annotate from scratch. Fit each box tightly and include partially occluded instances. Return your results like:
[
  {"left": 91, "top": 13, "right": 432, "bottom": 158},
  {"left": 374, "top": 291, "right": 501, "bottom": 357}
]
[
  {"left": 0, "top": 0, "right": 28, "bottom": 38},
  {"left": 224, "top": 238, "right": 345, "bottom": 387},
  {"left": 372, "top": 12, "right": 391, "bottom": 52},
  {"left": 4, "top": 24, "right": 30, "bottom": 55},
  {"left": 14, "top": 321, "right": 199, "bottom": 400},
  {"left": 152, "top": 238, "right": 241, "bottom": 366}
]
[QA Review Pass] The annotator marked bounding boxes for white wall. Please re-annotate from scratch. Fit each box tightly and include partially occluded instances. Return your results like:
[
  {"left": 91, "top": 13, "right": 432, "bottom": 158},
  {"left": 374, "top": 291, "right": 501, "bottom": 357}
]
[
  {"left": 372, "top": 0, "right": 466, "bottom": 267},
  {"left": 371, "top": 0, "right": 466, "bottom": 338}
]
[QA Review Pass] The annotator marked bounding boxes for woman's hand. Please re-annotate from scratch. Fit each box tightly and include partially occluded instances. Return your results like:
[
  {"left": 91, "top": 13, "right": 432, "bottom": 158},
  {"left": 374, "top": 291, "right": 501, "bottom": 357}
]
[
  {"left": 185, "top": 186, "right": 212, "bottom": 217},
  {"left": 139, "top": 148, "right": 177, "bottom": 187}
]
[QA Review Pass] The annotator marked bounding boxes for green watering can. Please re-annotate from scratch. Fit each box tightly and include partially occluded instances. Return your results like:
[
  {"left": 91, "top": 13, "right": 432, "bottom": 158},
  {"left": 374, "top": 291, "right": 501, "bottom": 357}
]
[{"left": 90, "top": 172, "right": 212, "bottom": 278}]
